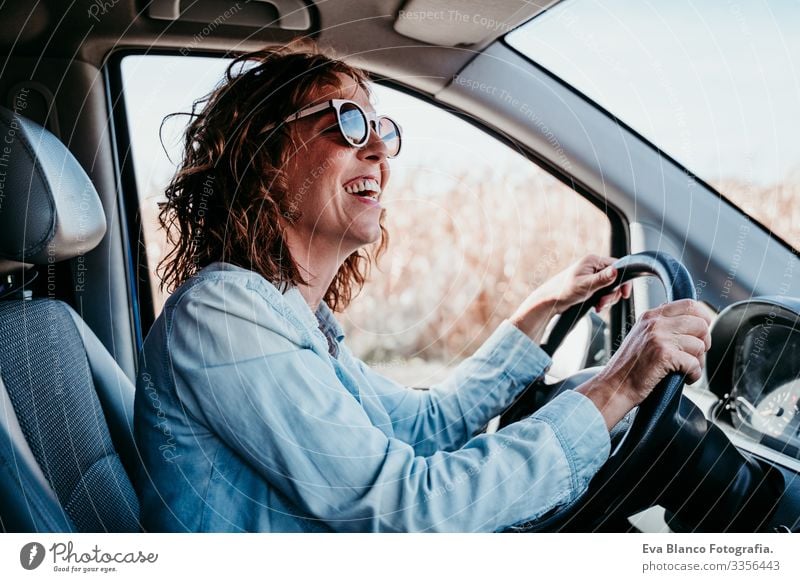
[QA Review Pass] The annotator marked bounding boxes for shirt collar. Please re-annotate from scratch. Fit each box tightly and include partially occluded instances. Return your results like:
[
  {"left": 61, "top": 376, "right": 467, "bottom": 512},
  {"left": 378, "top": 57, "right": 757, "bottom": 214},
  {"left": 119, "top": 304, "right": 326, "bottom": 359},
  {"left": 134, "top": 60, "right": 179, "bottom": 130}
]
[
  {"left": 198, "top": 262, "right": 346, "bottom": 343},
  {"left": 270, "top": 280, "right": 345, "bottom": 343},
  {"left": 314, "top": 300, "right": 345, "bottom": 342}
]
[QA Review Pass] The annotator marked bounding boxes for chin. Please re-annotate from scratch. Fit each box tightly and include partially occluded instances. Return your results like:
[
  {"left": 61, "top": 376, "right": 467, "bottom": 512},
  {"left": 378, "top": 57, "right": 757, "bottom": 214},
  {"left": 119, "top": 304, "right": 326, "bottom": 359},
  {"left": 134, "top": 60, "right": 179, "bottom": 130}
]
[
  {"left": 344, "top": 229, "right": 381, "bottom": 252},
  {"left": 346, "top": 224, "right": 382, "bottom": 249}
]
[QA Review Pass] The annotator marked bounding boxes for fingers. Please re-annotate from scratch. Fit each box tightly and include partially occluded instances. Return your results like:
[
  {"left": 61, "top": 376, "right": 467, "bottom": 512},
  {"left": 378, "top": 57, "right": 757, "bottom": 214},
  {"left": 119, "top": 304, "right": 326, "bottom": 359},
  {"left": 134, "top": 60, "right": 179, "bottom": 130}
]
[
  {"left": 644, "top": 303, "right": 711, "bottom": 383},
  {"left": 669, "top": 314, "right": 711, "bottom": 340},
  {"left": 673, "top": 334, "right": 707, "bottom": 358},
  {"left": 594, "top": 281, "right": 633, "bottom": 311},
  {"left": 581, "top": 254, "right": 617, "bottom": 271},
  {"left": 606, "top": 298, "right": 713, "bottom": 405},
  {"left": 622, "top": 282, "right": 632, "bottom": 299},
  {"left": 672, "top": 325, "right": 709, "bottom": 382},
  {"left": 586, "top": 263, "right": 620, "bottom": 297},
  {"left": 651, "top": 300, "right": 713, "bottom": 351},
  {"left": 563, "top": 255, "right": 630, "bottom": 313},
  {"left": 579, "top": 254, "right": 618, "bottom": 283},
  {"left": 595, "top": 287, "right": 622, "bottom": 311},
  {"left": 638, "top": 314, "right": 709, "bottom": 358},
  {"left": 672, "top": 349, "right": 703, "bottom": 384},
  {"left": 592, "top": 265, "right": 617, "bottom": 287},
  {"left": 659, "top": 298, "right": 714, "bottom": 326}
]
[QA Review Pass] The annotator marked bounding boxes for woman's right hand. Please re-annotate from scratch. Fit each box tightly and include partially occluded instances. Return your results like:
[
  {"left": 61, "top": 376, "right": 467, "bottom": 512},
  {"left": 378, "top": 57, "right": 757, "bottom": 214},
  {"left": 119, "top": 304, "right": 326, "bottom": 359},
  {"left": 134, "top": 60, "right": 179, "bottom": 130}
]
[{"left": 576, "top": 299, "right": 712, "bottom": 430}]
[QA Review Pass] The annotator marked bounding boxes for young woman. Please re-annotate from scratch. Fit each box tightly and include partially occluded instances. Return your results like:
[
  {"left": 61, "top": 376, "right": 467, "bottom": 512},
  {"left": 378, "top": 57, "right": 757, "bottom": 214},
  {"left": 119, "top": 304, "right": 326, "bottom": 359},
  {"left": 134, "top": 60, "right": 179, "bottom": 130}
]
[{"left": 133, "top": 45, "right": 711, "bottom": 532}]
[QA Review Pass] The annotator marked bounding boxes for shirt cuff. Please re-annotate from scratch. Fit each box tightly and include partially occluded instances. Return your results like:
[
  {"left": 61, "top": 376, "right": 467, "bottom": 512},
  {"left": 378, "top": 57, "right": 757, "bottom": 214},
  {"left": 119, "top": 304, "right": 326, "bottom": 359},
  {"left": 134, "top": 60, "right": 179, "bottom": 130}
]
[
  {"left": 531, "top": 389, "right": 611, "bottom": 501},
  {"left": 470, "top": 319, "right": 553, "bottom": 385}
]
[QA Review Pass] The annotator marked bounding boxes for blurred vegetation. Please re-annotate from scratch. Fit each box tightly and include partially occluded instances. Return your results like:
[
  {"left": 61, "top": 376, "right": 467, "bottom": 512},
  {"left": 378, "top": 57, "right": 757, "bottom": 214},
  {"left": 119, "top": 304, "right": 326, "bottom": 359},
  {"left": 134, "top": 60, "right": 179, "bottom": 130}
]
[
  {"left": 340, "top": 165, "right": 610, "bottom": 368},
  {"left": 715, "top": 171, "right": 800, "bottom": 251},
  {"left": 141, "top": 163, "right": 611, "bottom": 377}
]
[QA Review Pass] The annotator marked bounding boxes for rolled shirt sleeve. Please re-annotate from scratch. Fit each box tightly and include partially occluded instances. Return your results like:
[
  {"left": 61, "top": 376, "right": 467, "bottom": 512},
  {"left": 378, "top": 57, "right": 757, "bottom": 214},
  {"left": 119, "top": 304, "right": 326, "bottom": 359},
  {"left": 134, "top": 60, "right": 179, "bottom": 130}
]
[
  {"left": 353, "top": 320, "right": 554, "bottom": 456},
  {"left": 168, "top": 279, "right": 611, "bottom": 532}
]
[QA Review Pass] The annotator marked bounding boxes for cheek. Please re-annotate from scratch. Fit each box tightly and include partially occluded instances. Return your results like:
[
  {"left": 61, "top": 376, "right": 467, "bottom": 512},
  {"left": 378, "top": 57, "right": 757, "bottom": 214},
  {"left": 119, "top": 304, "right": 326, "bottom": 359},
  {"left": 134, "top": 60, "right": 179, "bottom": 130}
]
[
  {"left": 286, "top": 140, "right": 354, "bottom": 206},
  {"left": 300, "top": 147, "right": 334, "bottom": 180},
  {"left": 287, "top": 155, "right": 328, "bottom": 197}
]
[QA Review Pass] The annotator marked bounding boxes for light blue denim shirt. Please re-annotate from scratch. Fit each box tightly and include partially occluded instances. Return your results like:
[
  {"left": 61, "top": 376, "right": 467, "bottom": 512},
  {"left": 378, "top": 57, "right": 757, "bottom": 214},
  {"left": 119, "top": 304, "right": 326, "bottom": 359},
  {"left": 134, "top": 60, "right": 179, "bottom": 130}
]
[{"left": 133, "top": 262, "right": 611, "bottom": 532}]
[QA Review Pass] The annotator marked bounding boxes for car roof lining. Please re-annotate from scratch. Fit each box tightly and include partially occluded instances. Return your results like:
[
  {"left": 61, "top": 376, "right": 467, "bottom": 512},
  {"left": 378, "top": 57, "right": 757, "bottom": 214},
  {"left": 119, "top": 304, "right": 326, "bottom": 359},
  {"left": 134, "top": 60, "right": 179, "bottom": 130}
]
[
  {"left": 0, "top": 0, "right": 558, "bottom": 96},
  {"left": 393, "top": 0, "right": 556, "bottom": 47}
]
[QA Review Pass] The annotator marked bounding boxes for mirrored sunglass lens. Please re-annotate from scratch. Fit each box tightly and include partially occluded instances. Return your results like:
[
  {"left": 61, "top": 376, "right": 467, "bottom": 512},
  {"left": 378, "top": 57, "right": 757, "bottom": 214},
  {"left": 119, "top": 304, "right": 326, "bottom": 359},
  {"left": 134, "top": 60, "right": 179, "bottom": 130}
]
[
  {"left": 339, "top": 103, "right": 368, "bottom": 144},
  {"left": 378, "top": 117, "right": 401, "bottom": 156}
]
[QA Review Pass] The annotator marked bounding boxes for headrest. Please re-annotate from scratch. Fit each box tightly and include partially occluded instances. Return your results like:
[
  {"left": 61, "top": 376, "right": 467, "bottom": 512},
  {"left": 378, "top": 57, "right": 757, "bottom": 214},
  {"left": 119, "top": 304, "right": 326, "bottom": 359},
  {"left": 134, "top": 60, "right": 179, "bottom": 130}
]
[{"left": 0, "top": 107, "right": 106, "bottom": 274}]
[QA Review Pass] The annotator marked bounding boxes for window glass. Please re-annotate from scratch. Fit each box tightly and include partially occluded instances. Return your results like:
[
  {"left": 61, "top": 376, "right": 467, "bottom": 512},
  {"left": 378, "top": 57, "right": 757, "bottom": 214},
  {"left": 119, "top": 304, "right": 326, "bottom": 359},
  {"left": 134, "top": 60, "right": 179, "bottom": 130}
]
[
  {"left": 121, "top": 55, "right": 611, "bottom": 384},
  {"left": 508, "top": 0, "right": 800, "bottom": 249}
]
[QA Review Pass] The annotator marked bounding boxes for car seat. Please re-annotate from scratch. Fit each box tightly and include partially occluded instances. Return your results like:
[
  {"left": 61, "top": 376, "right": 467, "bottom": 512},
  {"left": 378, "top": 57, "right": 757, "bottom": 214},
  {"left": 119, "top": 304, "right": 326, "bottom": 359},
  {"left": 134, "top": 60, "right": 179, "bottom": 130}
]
[{"left": 0, "top": 106, "right": 140, "bottom": 532}]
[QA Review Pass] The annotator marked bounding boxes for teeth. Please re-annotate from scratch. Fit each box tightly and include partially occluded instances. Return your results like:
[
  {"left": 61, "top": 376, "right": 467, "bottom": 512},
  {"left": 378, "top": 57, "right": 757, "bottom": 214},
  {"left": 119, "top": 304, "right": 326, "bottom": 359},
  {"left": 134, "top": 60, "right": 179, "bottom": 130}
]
[{"left": 344, "top": 178, "right": 381, "bottom": 197}]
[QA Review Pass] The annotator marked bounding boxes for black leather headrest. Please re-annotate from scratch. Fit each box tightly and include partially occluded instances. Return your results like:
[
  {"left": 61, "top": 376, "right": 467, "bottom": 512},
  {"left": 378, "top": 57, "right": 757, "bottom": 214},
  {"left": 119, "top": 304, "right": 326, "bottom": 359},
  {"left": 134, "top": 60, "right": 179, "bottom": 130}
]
[{"left": 0, "top": 107, "right": 106, "bottom": 273}]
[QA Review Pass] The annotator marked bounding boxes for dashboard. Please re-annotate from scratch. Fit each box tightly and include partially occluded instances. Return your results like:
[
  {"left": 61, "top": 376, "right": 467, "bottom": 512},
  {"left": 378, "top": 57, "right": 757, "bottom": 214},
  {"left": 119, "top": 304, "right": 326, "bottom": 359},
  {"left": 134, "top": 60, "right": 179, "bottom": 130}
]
[{"left": 707, "top": 297, "right": 800, "bottom": 460}]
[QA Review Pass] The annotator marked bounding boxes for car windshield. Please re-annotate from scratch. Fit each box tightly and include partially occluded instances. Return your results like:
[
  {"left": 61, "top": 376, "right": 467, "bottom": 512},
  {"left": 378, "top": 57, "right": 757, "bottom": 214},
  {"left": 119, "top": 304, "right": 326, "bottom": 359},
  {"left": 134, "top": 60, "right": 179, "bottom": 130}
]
[{"left": 507, "top": 0, "right": 800, "bottom": 249}]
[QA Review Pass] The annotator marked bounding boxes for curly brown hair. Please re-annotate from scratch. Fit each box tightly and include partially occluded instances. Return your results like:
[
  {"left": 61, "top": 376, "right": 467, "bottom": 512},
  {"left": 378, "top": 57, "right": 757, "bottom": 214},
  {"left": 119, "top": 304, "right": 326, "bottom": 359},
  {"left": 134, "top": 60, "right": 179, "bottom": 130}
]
[{"left": 157, "top": 42, "right": 389, "bottom": 311}]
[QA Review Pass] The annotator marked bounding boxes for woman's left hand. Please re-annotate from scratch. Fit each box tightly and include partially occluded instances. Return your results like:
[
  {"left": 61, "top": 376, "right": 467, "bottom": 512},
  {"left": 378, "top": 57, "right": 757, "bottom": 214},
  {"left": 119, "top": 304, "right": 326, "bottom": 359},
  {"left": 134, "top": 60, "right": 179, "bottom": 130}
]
[{"left": 509, "top": 254, "right": 632, "bottom": 341}]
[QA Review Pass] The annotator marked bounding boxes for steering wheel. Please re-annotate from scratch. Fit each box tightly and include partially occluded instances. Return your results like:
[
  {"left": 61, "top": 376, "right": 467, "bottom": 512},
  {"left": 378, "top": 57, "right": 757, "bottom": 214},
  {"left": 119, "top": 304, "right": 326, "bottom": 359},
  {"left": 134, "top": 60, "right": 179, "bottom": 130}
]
[
  {"left": 502, "top": 251, "right": 784, "bottom": 532},
  {"left": 502, "top": 251, "right": 696, "bottom": 531}
]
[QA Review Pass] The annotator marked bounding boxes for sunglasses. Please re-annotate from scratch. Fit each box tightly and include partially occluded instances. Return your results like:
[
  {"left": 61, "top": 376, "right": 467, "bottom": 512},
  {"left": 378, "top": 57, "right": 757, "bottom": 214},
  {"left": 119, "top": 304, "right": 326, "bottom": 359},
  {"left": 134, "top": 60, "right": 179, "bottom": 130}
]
[{"left": 260, "top": 99, "right": 402, "bottom": 158}]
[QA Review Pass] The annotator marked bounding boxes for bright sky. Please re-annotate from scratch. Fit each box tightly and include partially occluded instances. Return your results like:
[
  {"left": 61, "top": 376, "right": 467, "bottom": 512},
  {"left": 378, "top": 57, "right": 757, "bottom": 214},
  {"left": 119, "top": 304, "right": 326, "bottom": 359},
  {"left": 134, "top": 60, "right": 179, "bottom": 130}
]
[{"left": 508, "top": 0, "right": 800, "bottom": 186}]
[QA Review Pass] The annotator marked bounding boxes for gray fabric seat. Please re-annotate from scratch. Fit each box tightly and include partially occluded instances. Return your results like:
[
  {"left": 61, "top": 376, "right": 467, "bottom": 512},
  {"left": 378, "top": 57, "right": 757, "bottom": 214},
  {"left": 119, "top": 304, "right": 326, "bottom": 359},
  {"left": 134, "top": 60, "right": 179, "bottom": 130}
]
[{"left": 0, "top": 106, "right": 140, "bottom": 532}]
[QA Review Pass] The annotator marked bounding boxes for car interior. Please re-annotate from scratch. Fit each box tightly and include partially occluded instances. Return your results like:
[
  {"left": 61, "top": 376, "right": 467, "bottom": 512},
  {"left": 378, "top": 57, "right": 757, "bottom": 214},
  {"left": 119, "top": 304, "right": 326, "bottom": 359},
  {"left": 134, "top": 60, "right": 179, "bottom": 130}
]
[{"left": 0, "top": 0, "right": 799, "bottom": 533}]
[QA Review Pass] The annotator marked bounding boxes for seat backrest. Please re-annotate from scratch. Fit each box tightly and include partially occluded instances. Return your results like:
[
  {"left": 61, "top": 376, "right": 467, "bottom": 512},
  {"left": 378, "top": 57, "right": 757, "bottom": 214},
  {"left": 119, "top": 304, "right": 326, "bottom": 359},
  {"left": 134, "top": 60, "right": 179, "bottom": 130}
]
[
  {"left": 0, "top": 375, "right": 73, "bottom": 532},
  {"left": 0, "top": 106, "right": 140, "bottom": 532}
]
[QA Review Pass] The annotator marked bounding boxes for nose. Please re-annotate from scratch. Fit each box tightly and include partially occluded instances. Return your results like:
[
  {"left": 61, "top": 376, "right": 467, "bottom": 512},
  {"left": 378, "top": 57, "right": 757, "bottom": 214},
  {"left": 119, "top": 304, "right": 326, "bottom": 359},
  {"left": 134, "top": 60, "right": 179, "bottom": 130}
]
[
  {"left": 356, "top": 121, "right": 391, "bottom": 188},
  {"left": 357, "top": 120, "right": 389, "bottom": 163}
]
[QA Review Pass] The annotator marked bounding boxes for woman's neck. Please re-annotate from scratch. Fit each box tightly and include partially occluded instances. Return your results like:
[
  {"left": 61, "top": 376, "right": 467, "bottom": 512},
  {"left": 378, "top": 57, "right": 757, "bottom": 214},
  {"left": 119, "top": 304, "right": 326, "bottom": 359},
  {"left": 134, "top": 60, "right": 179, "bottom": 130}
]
[{"left": 282, "top": 229, "right": 352, "bottom": 312}]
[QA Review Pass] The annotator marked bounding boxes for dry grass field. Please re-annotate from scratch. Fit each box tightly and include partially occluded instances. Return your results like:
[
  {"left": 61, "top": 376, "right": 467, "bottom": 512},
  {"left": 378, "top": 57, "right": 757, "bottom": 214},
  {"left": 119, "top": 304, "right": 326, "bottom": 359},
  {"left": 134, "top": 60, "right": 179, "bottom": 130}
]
[
  {"left": 714, "top": 175, "right": 800, "bottom": 252},
  {"left": 339, "top": 166, "right": 610, "bottom": 375}
]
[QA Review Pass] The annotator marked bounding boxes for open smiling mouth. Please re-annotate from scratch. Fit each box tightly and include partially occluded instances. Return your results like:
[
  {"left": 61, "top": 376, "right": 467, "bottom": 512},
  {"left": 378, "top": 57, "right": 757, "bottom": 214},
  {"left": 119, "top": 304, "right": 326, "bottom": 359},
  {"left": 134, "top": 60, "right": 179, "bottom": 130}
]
[{"left": 344, "top": 178, "right": 381, "bottom": 205}]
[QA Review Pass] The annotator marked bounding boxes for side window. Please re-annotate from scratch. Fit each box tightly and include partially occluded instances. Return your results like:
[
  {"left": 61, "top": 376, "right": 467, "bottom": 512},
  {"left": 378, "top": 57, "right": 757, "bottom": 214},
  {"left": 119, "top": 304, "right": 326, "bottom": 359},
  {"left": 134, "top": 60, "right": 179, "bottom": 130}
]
[
  {"left": 120, "top": 55, "right": 231, "bottom": 317},
  {"left": 120, "top": 55, "right": 611, "bottom": 385}
]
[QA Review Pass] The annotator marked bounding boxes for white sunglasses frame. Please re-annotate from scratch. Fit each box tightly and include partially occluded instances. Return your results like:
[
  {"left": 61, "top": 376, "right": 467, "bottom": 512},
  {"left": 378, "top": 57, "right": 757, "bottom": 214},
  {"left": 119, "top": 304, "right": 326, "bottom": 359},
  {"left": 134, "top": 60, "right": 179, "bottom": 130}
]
[{"left": 259, "top": 98, "right": 402, "bottom": 157}]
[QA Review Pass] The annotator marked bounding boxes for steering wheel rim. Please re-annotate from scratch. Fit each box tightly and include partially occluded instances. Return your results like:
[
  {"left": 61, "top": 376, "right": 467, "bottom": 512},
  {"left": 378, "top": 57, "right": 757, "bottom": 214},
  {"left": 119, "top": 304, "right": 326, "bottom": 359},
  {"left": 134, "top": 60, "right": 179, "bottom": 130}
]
[{"left": 508, "top": 251, "right": 697, "bottom": 531}]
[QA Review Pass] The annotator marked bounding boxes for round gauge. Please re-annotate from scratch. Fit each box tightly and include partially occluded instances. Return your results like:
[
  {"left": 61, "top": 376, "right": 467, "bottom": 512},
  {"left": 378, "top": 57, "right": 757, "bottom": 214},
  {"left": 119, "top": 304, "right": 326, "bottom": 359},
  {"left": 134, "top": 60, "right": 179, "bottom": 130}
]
[{"left": 751, "top": 379, "right": 800, "bottom": 438}]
